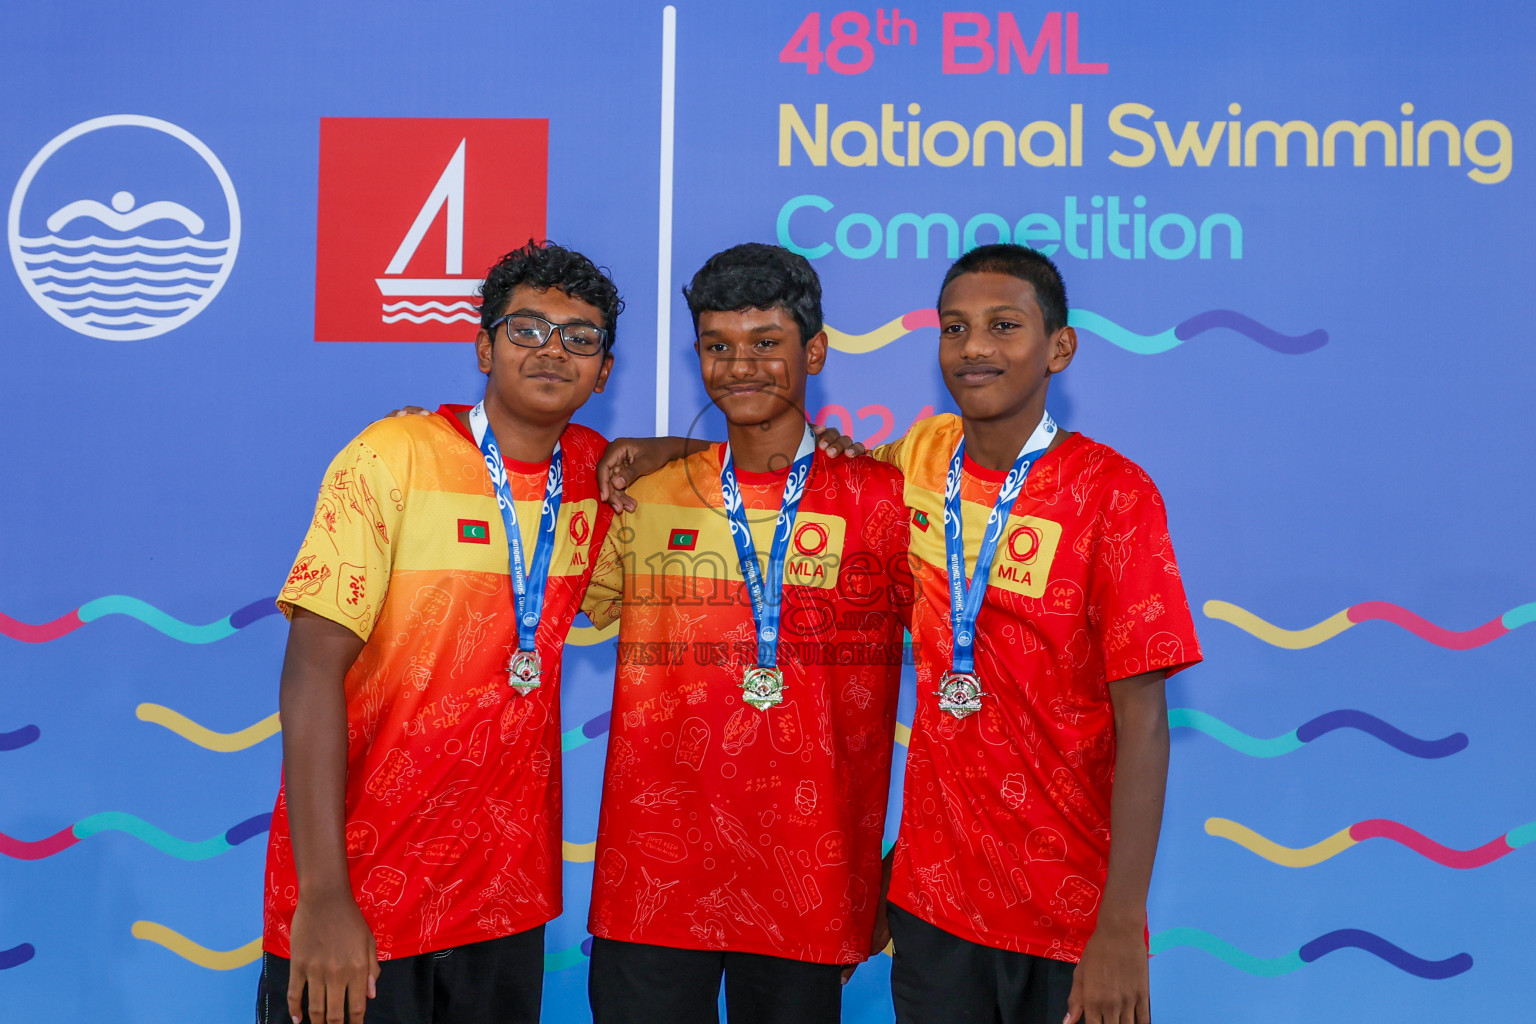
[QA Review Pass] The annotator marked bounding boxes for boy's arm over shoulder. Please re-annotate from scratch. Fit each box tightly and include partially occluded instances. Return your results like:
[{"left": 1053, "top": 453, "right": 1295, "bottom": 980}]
[{"left": 580, "top": 510, "right": 626, "bottom": 630}]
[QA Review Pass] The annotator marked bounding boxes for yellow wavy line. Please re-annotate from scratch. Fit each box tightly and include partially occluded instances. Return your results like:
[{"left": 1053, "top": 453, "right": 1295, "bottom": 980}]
[
  {"left": 825, "top": 315, "right": 912, "bottom": 355},
  {"left": 132, "top": 921, "right": 263, "bottom": 969},
  {"left": 894, "top": 722, "right": 911, "bottom": 747},
  {"left": 568, "top": 621, "right": 619, "bottom": 647},
  {"left": 564, "top": 840, "right": 596, "bottom": 862},
  {"left": 136, "top": 703, "right": 281, "bottom": 752},
  {"left": 1202, "top": 601, "right": 1355, "bottom": 650},
  {"left": 1205, "top": 817, "right": 1357, "bottom": 867}
]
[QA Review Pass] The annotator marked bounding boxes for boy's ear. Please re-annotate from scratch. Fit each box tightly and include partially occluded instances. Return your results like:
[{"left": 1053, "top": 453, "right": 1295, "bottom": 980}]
[
  {"left": 1048, "top": 326, "right": 1077, "bottom": 374},
  {"left": 805, "top": 329, "right": 829, "bottom": 376},
  {"left": 475, "top": 329, "right": 494, "bottom": 374},
  {"left": 593, "top": 352, "right": 614, "bottom": 394}
]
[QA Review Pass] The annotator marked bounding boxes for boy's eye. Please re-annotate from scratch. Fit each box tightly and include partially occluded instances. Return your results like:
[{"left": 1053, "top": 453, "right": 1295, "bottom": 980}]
[
  {"left": 941, "top": 323, "right": 966, "bottom": 335},
  {"left": 992, "top": 320, "right": 1020, "bottom": 332},
  {"left": 754, "top": 338, "right": 780, "bottom": 350}
]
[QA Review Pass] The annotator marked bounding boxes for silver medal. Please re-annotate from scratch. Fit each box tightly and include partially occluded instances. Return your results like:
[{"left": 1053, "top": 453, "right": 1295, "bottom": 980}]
[
  {"left": 935, "top": 671, "right": 986, "bottom": 719},
  {"left": 507, "top": 648, "right": 542, "bottom": 694},
  {"left": 741, "top": 666, "right": 786, "bottom": 711}
]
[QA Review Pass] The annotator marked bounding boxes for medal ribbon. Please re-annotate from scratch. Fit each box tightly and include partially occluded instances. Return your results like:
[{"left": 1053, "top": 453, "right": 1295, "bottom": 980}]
[
  {"left": 720, "top": 426, "right": 816, "bottom": 668},
  {"left": 943, "top": 411, "right": 1057, "bottom": 674},
  {"left": 470, "top": 402, "right": 563, "bottom": 654}
]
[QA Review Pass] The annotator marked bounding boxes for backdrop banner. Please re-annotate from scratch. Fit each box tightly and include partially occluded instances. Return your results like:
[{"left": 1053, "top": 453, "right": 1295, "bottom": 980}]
[{"left": 1, "top": 2, "right": 1531, "bottom": 1021}]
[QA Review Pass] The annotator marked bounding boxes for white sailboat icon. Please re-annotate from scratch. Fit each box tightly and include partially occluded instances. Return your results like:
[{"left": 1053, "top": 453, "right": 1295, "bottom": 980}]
[{"left": 374, "top": 139, "right": 479, "bottom": 325}]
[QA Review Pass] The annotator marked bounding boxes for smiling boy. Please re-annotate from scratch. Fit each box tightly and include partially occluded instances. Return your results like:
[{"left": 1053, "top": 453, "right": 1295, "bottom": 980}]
[
  {"left": 580, "top": 244, "right": 911, "bottom": 1024},
  {"left": 600, "top": 244, "right": 1202, "bottom": 1024},
  {"left": 260, "top": 242, "right": 619, "bottom": 1024}
]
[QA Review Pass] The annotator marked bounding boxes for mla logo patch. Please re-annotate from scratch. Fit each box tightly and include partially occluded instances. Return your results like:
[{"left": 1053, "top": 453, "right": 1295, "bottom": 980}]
[
  {"left": 569, "top": 509, "right": 590, "bottom": 545},
  {"left": 793, "top": 521, "right": 829, "bottom": 555},
  {"left": 314, "top": 117, "right": 547, "bottom": 342},
  {"left": 458, "top": 518, "right": 491, "bottom": 544}
]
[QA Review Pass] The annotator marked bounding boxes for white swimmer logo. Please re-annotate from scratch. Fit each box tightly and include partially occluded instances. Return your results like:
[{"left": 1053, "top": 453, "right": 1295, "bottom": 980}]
[{"left": 7, "top": 114, "right": 240, "bottom": 341}]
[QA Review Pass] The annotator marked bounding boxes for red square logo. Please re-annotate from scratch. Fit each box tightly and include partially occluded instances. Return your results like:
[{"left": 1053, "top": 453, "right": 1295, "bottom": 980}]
[{"left": 315, "top": 117, "right": 548, "bottom": 342}]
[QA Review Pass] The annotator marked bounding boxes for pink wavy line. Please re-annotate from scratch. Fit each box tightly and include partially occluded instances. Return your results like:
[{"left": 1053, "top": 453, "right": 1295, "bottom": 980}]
[
  {"left": 1349, "top": 819, "right": 1515, "bottom": 869},
  {"left": 0, "top": 828, "right": 79, "bottom": 860},
  {"left": 902, "top": 309, "right": 939, "bottom": 331},
  {"left": 1346, "top": 602, "right": 1508, "bottom": 650},
  {"left": 0, "top": 610, "right": 84, "bottom": 643}
]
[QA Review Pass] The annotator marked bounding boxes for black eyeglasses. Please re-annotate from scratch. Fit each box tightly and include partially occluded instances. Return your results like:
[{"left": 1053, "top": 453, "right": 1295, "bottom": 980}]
[{"left": 488, "top": 313, "right": 609, "bottom": 357}]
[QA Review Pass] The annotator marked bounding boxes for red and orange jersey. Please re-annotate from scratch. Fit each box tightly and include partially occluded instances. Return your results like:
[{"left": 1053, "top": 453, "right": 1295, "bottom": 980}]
[
  {"left": 263, "top": 405, "right": 611, "bottom": 960},
  {"left": 874, "top": 414, "right": 1201, "bottom": 962},
  {"left": 581, "top": 446, "right": 911, "bottom": 964}
]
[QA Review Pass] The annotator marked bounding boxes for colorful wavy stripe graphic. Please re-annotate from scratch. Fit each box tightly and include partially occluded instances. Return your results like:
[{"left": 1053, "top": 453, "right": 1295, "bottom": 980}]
[
  {"left": 138, "top": 927, "right": 593, "bottom": 973},
  {"left": 1207, "top": 816, "right": 1536, "bottom": 869},
  {"left": 1151, "top": 927, "right": 1472, "bottom": 980},
  {"left": 0, "top": 812, "right": 270, "bottom": 861},
  {"left": 2, "top": 595, "right": 616, "bottom": 648},
  {"left": 0, "top": 596, "right": 280, "bottom": 644},
  {"left": 1169, "top": 708, "right": 1467, "bottom": 759},
  {"left": 0, "top": 725, "right": 40, "bottom": 752},
  {"left": 132, "top": 922, "right": 262, "bottom": 970},
  {"left": 0, "top": 943, "right": 35, "bottom": 970},
  {"left": 137, "top": 704, "right": 280, "bottom": 752},
  {"left": 824, "top": 308, "right": 1327, "bottom": 356},
  {"left": 1204, "top": 598, "right": 1536, "bottom": 650}
]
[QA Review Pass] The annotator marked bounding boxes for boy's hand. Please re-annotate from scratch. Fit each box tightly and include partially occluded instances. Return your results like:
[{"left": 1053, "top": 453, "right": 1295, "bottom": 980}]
[
  {"left": 386, "top": 406, "right": 431, "bottom": 418},
  {"left": 1065, "top": 920, "right": 1150, "bottom": 1024},
  {"left": 597, "top": 437, "right": 683, "bottom": 513},
  {"left": 812, "top": 423, "right": 865, "bottom": 458},
  {"left": 288, "top": 888, "right": 380, "bottom": 1024}
]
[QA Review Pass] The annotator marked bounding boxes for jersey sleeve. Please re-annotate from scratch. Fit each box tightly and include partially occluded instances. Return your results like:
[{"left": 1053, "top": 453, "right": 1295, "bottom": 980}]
[
  {"left": 1085, "top": 464, "right": 1203, "bottom": 683},
  {"left": 277, "top": 438, "right": 405, "bottom": 642},
  {"left": 580, "top": 512, "right": 626, "bottom": 629},
  {"left": 868, "top": 431, "right": 909, "bottom": 471}
]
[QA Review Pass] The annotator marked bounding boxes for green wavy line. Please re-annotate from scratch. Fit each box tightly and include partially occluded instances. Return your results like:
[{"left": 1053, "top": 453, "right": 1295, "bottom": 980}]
[
  {"left": 1167, "top": 708, "right": 1304, "bottom": 757},
  {"left": 544, "top": 943, "right": 587, "bottom": 971},
  {"left": 1150, "top": 928, "right": 1304, "bottom": 977},
  {"left": 1068, "top": 310, "right": 1182, "bottom": 355},
  {"left": 72, "top": 812, "right": 233, "bottom": 860},
  {"left": 76, "top": 597, "right": 237, "bottom": 644}
]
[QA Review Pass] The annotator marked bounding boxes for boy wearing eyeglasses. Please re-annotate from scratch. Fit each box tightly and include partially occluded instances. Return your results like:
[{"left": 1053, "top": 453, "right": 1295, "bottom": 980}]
[{"left": 258, "top": 241, "right": 619, "bottom": 1024}]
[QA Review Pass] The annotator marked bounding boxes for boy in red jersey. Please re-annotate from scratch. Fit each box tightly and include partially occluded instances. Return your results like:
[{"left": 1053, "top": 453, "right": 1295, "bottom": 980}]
[
  {"left": 580, "top": 244, "right": 911, "bottom": 1024},
  {"left": 259, "top": 242, "right": 620, "bottom": 1024},
  {"left": 600, "top": 244, "right": 1200, "bottom": 1024}
]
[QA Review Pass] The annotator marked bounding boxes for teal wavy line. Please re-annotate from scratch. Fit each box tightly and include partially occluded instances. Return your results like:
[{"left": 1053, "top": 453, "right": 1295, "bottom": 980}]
[
  {"left": 1068, "top": 310, "right": 1181, "bottom": 355},
  {"left": 1167, "top": 709, "right": 1303, "bottom": 757},
  {"left": 544, "top": 944, "right": 587, "bottom": 971},
  {"left": 77, "top": 597, "right": 237, "bottom": 644},
  {"left": 72, "top": 812, "right": 232, "bottom": 860},
  {"left": 1150, "top": 928, "right": 1304, "bottom": 977},
  {"left": 561, "top": 727, "right": 590, "bottom": 752},
  {"left": 1502, "top": 602, "right": 1536, "bottom": 630},
  {"left": 1507, "top": 822, "right": 1536, "bottom": 849}
]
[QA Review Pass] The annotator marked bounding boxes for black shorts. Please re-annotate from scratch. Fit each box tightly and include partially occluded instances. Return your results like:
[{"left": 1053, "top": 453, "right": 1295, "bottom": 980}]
[
  {"left": 588, "top": 935, "right": 845, "bottom": 1024},
  {"left": 256, "top": 925, "right": 544, "bottom": 1024},
  {"left": 888, "top": 904, "right": 1075, "bottom": 1024}
]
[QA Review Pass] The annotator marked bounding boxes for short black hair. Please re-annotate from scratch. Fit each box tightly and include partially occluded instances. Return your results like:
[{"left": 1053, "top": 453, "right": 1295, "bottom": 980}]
[
  {"left": 938, "top": 244, "right": 1068, "bottom": 335},
  {"left": 479, "top": 240, "right": 623, "bottom": 350},
  {"left": 683, "top": 243, "right": 823, "bottom": 344}
]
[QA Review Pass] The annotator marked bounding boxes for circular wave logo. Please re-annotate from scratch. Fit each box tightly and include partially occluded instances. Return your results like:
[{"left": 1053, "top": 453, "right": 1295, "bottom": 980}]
[{"left": 7, "top": 115, "right": 240, "bottom": 341}]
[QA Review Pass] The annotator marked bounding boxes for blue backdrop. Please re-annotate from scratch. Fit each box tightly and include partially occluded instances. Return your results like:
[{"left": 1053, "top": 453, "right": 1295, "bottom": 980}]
[{"left": 2, "top": 2, "right": 1531, "bottom": 1020}]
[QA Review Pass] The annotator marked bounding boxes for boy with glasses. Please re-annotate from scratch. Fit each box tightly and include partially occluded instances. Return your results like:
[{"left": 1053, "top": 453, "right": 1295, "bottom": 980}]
[{"left": 258, "top": 241, "right": 619, "bottom": 1024}]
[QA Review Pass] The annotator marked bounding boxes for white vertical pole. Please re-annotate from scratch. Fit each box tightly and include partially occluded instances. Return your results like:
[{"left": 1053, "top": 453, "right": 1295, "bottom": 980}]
[{"left": 655, "top": 5, "right": 677, "bottom": 436}]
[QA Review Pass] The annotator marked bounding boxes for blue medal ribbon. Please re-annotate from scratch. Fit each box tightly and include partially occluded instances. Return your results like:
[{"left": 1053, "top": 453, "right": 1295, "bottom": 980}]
[
  {"left": 469, "top": 402, "right": 563, "bottom": 654},
  {"left": 943, "top": 412, "right": 1057, "bottom": 674},
  {"left": 720, "top": 426, "right": 816, "bottom": 668}
]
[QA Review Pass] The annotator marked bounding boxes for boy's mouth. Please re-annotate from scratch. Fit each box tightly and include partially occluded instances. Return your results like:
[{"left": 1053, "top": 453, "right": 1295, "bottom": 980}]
[{"left": 953, "top": 363, "right": 1005, "bottom": 385}]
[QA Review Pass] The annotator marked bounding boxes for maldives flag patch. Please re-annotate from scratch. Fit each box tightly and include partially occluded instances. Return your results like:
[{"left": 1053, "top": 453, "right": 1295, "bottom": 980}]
[
  {"left": 458, "top": 518, "right": 491, "bottom": 544},
  {"left": 668, "top": 527, "right": 698, "bottom": 550},
  {"left": 912, "top": 509, "right": 930, "bottom": 531}
]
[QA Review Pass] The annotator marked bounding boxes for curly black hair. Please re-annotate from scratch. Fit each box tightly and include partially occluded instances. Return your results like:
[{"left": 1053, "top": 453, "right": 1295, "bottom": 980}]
[
  {"left": 683, "top": 243, "right": 823, "bottom": 345},
  {"left": 478, "top": 240, "right": 624, "bottom": 350},
  {"left": 938, "top": 243, "right": 1068, "bottom": 335}
]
